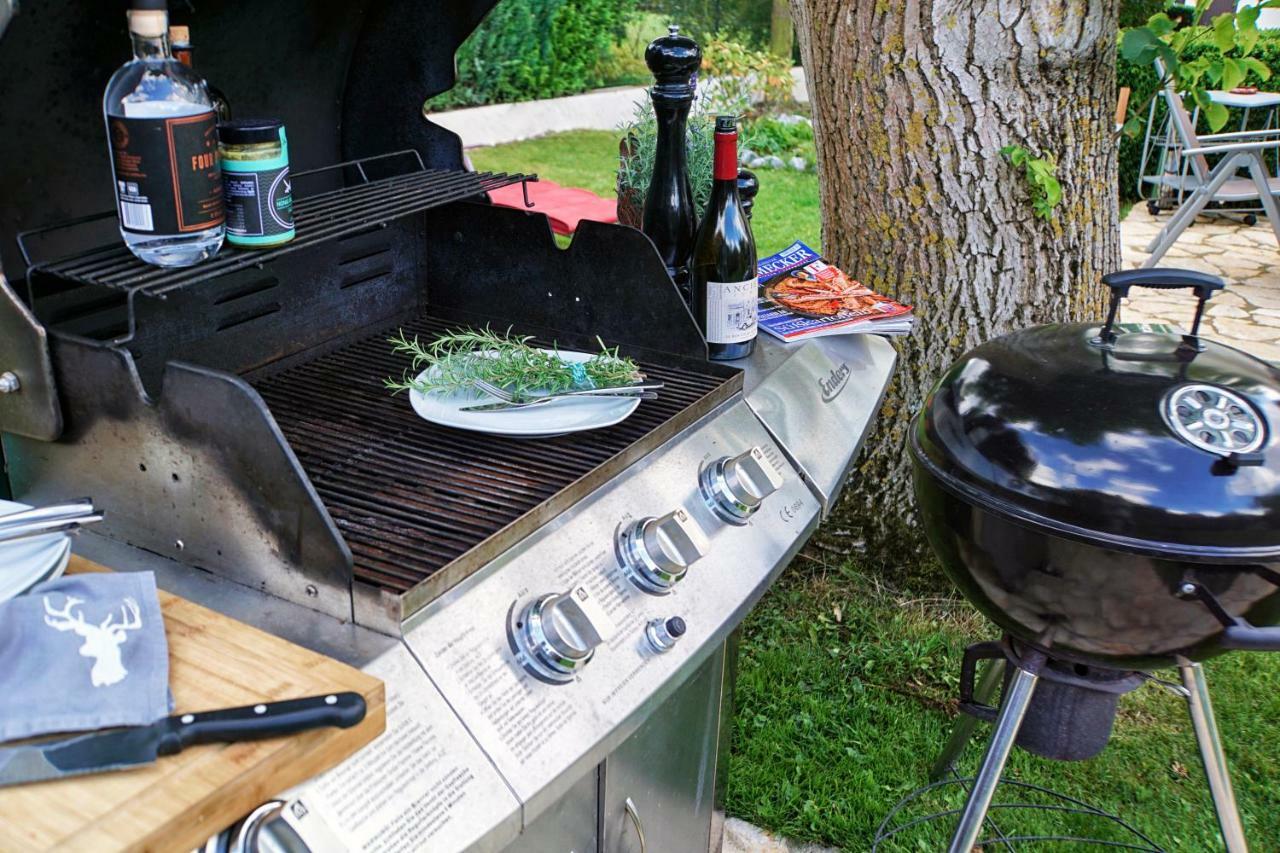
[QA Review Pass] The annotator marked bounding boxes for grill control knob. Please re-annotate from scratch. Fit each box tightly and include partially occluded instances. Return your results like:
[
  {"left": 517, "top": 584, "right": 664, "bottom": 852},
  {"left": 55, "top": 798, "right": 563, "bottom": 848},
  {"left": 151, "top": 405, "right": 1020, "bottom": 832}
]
[
  {"left": 700, "top": 446, "right": 784, "bottom": 525},
  {"left": 617, "top": 508, "right": 709, "bottom": 594},
  {"left": 509, "top": 584, "right": 617, "bottom": 684},
  {"left": 646, "top": 616, "right": 686, "bottom": 653}
]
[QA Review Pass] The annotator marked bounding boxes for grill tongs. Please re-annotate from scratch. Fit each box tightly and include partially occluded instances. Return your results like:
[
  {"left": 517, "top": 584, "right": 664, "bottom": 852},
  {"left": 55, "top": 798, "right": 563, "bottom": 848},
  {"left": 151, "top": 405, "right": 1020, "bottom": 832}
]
[{"left": 0, "top": 499, "right": 103, "bottom": 545}]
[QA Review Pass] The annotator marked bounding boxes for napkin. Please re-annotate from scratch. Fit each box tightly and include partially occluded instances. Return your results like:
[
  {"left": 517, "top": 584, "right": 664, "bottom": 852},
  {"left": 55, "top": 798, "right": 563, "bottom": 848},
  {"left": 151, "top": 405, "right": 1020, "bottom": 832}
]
[{"left": 0, "top": 572, "right": 170, "bottom": 741}]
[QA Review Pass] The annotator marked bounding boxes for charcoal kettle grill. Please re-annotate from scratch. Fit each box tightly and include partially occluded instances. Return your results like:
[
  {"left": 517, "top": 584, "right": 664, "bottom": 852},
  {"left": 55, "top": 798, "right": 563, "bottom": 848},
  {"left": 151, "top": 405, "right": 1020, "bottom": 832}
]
[{"left": 911, "top": 269, "right": 1280, "bottom": 852}]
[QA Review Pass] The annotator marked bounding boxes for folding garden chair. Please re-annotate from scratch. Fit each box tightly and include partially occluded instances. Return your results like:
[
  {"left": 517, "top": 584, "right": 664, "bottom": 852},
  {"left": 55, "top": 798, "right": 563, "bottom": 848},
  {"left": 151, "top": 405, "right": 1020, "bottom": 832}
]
[{"left": 1141, "top": 60, "right": 1280, "bottom": 267}]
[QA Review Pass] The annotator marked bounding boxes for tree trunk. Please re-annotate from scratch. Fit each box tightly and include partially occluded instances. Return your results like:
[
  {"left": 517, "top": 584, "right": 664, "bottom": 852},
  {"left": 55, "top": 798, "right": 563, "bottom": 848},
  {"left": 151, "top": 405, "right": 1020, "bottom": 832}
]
[
  {"left": 789, "top": 1, "right": 1119, "bottom": 558},
  {"left": 769, "top": 0, "right": 794, "bottom": 59}
]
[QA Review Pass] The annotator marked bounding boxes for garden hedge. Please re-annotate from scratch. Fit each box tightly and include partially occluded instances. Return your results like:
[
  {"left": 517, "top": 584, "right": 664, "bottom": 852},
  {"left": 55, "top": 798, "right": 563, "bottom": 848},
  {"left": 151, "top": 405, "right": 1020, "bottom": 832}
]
[
  {"left": 430, "top": 0, "right": 636, "bottom": 110},
  {"left": 1118, "top": 31, "right": 1280, "bottom": 201}
]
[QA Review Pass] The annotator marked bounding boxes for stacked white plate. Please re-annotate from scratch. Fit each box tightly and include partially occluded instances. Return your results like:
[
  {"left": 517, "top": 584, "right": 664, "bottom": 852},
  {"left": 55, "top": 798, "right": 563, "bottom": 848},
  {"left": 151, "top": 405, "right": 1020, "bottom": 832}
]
[{"left": 0, "top": 498, "right": 73, "bottom": 603}]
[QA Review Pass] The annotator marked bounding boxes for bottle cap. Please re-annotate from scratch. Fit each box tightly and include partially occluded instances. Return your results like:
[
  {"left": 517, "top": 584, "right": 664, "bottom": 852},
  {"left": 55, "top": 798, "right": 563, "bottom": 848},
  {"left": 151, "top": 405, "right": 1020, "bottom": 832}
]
[
  {"left": 128, "top": 0, "right": 167, "bottom": 37},
  {"left": 645, "top": 25, "right": 701, "bottom": 102},
  {"left": 715, "top": 115, "right": 737, "bottom": 134},
  {"left": 168, "top": 24, "right": 190, "bottom": 44},
  {"left": 218, "top": 118, "right": 286, "bottom": 146}
]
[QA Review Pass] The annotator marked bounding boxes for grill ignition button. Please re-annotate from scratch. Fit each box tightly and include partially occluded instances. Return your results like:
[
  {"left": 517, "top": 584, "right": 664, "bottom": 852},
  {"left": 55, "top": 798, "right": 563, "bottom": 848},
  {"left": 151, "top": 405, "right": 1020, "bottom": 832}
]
[{"left": 646, "top": 616, "right": 687, "bottom": 653}]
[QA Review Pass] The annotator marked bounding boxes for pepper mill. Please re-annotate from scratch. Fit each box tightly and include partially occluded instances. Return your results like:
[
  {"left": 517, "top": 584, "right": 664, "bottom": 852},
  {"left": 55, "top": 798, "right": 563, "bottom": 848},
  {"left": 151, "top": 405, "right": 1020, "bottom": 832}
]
[
  {"left": 643, "top": 25, "right": 702, "bottom": 301},
  {"left": 737, "top": 168, "right": 759, "bottom": 219}
]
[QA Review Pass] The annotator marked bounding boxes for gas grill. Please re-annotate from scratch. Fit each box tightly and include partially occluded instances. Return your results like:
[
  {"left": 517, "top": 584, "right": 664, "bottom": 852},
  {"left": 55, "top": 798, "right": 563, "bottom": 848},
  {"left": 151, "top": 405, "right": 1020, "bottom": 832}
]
[{"left": 0, "top": 2, "right": 896, "bottom": 850}]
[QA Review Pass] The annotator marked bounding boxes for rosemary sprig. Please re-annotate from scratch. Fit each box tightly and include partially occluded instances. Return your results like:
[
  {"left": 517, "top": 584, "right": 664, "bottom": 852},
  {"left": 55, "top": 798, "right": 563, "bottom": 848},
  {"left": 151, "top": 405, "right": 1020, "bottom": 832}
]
[{"left": 383, "top": 327, "right": 643, "bottom": 400}]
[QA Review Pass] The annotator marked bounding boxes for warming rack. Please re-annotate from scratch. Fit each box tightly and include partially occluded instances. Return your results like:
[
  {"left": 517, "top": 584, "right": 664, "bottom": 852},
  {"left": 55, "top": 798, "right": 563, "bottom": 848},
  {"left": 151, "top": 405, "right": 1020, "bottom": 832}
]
[{"left": 18, "top": 149, "right": 535, "bottom": 299}]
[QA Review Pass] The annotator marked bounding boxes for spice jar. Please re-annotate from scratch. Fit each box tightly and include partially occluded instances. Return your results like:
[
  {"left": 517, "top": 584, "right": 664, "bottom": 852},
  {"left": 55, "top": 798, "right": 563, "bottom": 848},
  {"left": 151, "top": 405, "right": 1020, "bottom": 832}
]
[{"left": 217, "top": 119, "right": 294, "bottom": 247}]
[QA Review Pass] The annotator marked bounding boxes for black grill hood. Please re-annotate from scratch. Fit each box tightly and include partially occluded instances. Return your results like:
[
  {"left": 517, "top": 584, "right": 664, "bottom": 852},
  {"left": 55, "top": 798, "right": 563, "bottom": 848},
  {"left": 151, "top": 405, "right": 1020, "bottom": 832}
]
[
  {"left": 0, "top": 0, "right": 499, "bottom": 280},
  {"left": 911, "top": 322, "right": 1280, "bottom": 561}
]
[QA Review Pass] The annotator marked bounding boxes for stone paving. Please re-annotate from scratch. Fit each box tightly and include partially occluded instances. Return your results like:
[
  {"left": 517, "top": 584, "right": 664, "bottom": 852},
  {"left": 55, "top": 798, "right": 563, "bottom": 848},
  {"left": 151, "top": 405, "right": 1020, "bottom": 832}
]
[
  {"left": 723, "top": 818, "right": 839, "bottom": 853},
  {"left": 1121, "top": 208, "right": 1280, "bottom": 363}
]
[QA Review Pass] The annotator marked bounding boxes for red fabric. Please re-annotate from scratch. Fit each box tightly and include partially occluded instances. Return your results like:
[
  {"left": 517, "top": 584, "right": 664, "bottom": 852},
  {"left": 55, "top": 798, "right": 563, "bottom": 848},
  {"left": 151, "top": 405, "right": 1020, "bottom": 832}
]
[{"left": 487, "top": 179, "right": 619, "bottom": 236}]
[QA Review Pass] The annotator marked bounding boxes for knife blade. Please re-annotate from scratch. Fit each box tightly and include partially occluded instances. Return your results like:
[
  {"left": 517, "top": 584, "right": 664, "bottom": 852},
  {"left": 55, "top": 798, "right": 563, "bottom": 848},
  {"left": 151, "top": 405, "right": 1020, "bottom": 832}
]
[
  {"left": 0, "top": 692, "right": 366, "bottom": 788},
  {"left": 460, "top": 391, "right": 659, "bottom": 413}
]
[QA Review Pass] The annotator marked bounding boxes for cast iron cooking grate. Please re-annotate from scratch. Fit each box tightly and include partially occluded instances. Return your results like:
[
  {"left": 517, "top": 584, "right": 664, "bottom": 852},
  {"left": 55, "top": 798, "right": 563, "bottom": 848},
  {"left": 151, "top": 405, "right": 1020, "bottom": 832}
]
[
  {"left": 251, "top": 315, "right": 738, "bottom": 594},
  {"left": 19, "top": 150, "right": 534, "bottom": 298}
]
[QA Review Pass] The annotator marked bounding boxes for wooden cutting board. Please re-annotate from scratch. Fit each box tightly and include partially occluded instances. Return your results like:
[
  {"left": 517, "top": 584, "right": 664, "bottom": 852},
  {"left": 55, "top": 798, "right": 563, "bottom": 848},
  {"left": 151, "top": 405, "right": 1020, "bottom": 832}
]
[{"left": 0, "top": 556, "right": 385, "bottom": 852}]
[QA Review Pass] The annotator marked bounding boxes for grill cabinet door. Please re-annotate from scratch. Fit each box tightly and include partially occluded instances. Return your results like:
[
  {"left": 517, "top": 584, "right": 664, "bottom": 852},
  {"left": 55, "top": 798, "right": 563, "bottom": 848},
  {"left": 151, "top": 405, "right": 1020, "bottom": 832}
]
[{"left": 601, "top": 646, "right": 726, "bottom": 853}]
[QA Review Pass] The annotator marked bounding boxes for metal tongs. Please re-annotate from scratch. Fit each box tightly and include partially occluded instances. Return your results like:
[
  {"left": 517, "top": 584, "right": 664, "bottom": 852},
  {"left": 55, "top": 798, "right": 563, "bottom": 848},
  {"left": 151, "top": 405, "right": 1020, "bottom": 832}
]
[{"left": 0, "top": 499, "right": 103, "bottom": 545}]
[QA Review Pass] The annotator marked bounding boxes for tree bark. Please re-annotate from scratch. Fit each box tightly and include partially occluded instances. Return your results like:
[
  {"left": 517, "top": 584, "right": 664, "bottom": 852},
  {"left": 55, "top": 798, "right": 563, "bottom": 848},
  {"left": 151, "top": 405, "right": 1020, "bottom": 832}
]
[
  {"left": 770, "top": 0, "right": 794, "bottom": 59},
  {"left": 790, "top": 1, "right": 1120, "bottom": 557}
]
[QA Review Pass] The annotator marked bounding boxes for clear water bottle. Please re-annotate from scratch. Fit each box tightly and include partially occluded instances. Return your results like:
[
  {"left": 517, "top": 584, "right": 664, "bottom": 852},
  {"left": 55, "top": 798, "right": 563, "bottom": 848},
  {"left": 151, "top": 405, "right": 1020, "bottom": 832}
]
[{"left": 103, "top": 0, "right": 224, "bottom": 267}]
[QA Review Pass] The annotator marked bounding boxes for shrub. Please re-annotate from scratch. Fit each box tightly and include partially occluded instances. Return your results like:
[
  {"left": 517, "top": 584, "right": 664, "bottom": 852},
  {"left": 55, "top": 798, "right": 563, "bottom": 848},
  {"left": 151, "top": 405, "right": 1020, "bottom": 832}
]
[
  {"left": 701, "top": 35, "right": 794, "bottom": 118},
  {"left": 430, "top": 0, "right": 637, "bottom": 110},
  {"left": 744, "top": 115, "right": 814, "bottom": 163},
  {"left": 639, "top": 0, "right": 773, "bottom": 49},
  {"left": 1118, "top": 29, "right": 1280, "bottom": 201},
  {"left": 1119, "top": 0, "right": 1167, "bottom": 28}
]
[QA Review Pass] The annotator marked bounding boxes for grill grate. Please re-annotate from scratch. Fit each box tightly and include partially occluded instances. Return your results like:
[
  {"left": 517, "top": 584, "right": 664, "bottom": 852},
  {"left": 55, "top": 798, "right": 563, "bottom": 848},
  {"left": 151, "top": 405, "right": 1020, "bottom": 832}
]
[
  {"left": 252, "top": 315, "right": 738, "bottom": 595},
  {"left": 21, "top": 151, "right": 533, "bottom": 298}
]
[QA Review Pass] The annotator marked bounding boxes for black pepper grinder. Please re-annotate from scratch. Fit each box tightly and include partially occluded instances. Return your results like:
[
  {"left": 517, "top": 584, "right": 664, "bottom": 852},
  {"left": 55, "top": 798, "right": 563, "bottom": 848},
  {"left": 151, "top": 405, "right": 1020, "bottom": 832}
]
[
  {"left": 737, "top": 168, "right": 760, "bottom": 219},
  {"left": 643, "top": 25, "right": 702, "bottom": 302}
]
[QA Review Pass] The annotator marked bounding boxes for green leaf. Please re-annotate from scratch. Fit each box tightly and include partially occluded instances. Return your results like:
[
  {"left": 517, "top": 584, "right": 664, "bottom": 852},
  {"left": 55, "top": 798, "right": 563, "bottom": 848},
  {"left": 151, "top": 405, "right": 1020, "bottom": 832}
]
[
  {"left": 1120, "top": 27, "right": 1160, "bottom": 63},
  {"left": 1205, "top": 101, "right": 1230, "bottom": 132},
  {"left": 1239, "top": 6, "right": 1261, "bottom": 55},
  {"left": 1212, "top": 13, "right": 1236, "bottom": 54},
  {"left": 1146, "top": 13, "right": 1177, "bottom": 37},
  {"left": 1207, "top": 58, "right": 1224, "bottom": 86},
  {"left": 1222, "top": 57, "right": 1246, "bottom": 92},
  {"left": 1041, "top": 174, "right": 1062, "bottom": 207},
  {"left": 1241, "top": 56, "right": 1272, "bottom": 81}
]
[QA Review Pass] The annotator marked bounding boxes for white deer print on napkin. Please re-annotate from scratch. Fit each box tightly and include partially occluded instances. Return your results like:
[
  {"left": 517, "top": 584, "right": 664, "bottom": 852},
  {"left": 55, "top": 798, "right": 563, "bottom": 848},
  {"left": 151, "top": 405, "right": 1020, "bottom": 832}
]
[
  {"left": 43, "top": 594, "right": 143, "bottom": 687},
  {"left": 0, "top": 572, "right": 170, "bottom": 742}
]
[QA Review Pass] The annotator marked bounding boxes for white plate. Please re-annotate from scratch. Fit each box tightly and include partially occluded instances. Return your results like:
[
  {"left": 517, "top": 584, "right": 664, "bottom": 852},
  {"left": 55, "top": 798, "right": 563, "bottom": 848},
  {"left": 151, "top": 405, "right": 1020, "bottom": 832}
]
[
  {"left": 0, "top": 499, "right": 74, "bottom": 603},
  {"left": 408, "top": 349, "right": 641, "bottom": 438}
]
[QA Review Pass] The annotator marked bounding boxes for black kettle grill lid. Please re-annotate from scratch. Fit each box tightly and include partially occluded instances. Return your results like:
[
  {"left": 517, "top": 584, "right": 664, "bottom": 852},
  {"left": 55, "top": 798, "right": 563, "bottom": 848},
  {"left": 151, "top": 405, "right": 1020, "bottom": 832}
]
[{"left": 912, "top": 286, "right": 1280, "bottom": 561}]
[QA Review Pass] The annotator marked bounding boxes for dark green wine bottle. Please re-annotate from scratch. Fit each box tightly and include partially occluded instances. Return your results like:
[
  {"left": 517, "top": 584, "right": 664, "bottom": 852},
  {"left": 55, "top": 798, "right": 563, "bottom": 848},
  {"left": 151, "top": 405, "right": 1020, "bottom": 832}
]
[{"left": 690, "top": 115, "right": 758, "bottom": 361}]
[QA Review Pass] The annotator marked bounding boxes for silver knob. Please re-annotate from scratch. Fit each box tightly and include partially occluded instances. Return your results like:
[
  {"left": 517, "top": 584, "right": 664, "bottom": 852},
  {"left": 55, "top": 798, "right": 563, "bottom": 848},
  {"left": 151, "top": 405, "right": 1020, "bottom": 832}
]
[
  {"left": 699, "top": 446, "right": 784, "bottom": 525},
  {"left": 616, "top": 508, "right": 709, "bottom": 594},
  {"left": 509, "top": 585, "right": 617, "bottom": 683},
  {"left": 0, "top": 371, "right": 18, "bottom": 394},
  {"left": 645, "top": 616, "right": 686, "bottom": 653}
]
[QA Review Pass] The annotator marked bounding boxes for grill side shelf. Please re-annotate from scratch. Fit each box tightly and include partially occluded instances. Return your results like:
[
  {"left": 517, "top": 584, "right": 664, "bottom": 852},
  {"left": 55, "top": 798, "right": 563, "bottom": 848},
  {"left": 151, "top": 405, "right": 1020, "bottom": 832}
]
[{"left": 20, "top": 152, "right": 535, "bottom": 300}]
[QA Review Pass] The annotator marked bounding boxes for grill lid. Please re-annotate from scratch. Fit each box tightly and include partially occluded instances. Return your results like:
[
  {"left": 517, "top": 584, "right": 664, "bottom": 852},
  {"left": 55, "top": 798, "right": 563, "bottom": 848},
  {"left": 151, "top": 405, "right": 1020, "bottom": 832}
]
[{"left": 911, "top": 269, "right": 1280, "bottom": 561}]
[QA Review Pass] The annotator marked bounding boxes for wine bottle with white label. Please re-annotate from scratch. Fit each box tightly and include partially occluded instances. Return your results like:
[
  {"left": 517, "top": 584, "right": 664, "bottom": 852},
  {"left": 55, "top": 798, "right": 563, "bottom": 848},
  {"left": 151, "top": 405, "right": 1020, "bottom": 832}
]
[
  {"left": 104, "top": 0, "right": 224, "bottom": 267},
  {"left": 690, "top": 115, "right": 758, "bottom": 361}
]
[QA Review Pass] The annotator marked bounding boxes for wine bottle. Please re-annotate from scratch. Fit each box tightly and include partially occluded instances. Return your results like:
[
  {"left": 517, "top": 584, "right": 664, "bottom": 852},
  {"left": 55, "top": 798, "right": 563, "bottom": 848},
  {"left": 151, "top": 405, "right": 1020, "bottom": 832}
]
[
  {"left": 691, "top": 116, "right": 758, "bottom": 361},
  {"left": 169, "top": 25, "right": 232, "bottom": 122},
  {"left": 104, "top": 0, "right": 223, "bottom": 267}
]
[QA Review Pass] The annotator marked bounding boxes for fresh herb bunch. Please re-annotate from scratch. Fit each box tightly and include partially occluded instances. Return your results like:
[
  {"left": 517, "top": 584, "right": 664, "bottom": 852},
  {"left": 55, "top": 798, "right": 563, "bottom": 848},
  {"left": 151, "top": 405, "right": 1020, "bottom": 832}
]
[{"left": 383, "top": 327, "right": 643, "bottom": 399}]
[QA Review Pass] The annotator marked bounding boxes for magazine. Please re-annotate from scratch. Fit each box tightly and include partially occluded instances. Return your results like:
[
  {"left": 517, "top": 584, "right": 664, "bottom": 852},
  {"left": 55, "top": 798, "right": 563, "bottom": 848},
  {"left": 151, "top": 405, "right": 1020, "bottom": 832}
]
[{"left": 756, "top": 241, "right": 914, "bottom": 342}]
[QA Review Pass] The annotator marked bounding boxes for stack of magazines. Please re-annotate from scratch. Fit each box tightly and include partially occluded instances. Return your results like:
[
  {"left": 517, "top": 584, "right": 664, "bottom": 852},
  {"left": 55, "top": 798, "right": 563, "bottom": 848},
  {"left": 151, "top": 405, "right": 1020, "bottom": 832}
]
[{"left": 756, "top": 241, "right": 914, "bottom": 342}]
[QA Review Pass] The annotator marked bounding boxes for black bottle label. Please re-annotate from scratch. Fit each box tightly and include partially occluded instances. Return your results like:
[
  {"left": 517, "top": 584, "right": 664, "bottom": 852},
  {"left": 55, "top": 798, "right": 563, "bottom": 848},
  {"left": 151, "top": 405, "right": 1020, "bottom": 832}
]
[
  {"left": 705, "top": 278, "right": 758, "bottom": 343},
  {"left": 107, "top": 112, "right": 224, "bottom": 235},
  {"left": 223, "top": 165, "right": 294, "bottom": 244}
]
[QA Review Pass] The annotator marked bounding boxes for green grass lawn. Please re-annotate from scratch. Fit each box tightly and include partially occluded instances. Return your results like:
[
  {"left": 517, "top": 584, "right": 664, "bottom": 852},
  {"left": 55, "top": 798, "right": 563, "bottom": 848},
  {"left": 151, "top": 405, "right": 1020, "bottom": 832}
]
[
  {"left": 467, "top": 129, "right": 1280, "bottom": 851},
  {"left": 467, "top": 129, "right": 822, "bottom": 255}
]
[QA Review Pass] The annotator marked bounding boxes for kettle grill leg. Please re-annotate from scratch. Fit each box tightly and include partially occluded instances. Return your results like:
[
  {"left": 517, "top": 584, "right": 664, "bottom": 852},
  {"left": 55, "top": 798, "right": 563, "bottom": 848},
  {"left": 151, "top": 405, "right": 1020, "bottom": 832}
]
[
  {"left": 1180, "top": 661, "right": 1249, "bottom": 853},
  {"left": 947, "top": 664, "right": 1040, "bottom": 853},
  {"left": 929, "top": 658, "right": 1006, "bottom": 782}
]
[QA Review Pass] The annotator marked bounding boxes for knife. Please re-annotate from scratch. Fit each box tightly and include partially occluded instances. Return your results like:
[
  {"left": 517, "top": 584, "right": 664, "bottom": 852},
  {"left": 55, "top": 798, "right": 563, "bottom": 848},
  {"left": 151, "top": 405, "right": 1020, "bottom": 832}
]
[
  {"left": 0, "top": 692, "right": 366, "bottom": 788},
  {"left": 460, "top": 391, "right": 659, "bottom": 413}
]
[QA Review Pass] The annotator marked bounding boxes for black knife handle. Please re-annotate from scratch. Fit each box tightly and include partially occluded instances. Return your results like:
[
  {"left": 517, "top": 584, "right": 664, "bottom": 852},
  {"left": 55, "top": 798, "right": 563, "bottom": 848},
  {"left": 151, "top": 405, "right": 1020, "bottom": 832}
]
[{"left": 158, "top": 692, "right": 367, "bottom": 756}]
